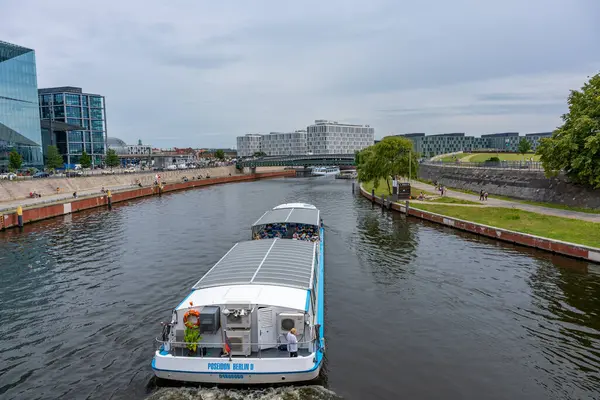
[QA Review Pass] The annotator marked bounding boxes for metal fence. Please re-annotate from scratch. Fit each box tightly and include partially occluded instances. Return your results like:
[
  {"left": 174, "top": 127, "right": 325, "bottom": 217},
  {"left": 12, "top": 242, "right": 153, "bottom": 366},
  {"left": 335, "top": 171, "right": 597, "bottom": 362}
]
[{"left": 423, "top": 160, "right": 544, "bottom": 170}]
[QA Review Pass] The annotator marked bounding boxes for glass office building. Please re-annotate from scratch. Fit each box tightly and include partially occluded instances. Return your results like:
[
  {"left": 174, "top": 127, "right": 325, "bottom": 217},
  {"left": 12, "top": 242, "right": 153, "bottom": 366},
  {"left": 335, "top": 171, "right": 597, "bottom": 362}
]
[
  {"left": 0, "top": 40, "right": 43, "bottom": 169},
  {"left": 39, "top": 86, "right": 107, "bottom": 167}
]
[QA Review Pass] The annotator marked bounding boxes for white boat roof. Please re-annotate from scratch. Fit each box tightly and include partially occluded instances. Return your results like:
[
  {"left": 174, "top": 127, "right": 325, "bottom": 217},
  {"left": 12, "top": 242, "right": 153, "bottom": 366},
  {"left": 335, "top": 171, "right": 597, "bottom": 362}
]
[
  {"left": 178, "top": 285, "right": 308, "bottom": 311},
  {"left": 192, "top": 239, "right": 317, "bottom": 291},
  {"left": 273, "top": 203, "right": 316, "bottom": 210},
  {"left": 253, "top": 207, "right": 320, "bottom": 227}
]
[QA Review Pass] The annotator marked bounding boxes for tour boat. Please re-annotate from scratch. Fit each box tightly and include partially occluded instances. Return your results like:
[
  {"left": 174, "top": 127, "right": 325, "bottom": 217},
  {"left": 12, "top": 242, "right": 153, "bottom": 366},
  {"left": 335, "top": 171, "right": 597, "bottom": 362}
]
[
  {"left": 311, "top": 166, "right": 340, "bottom": 176},
  {"left": 152, "top": 203, "right": 325, "bottom": 384}
]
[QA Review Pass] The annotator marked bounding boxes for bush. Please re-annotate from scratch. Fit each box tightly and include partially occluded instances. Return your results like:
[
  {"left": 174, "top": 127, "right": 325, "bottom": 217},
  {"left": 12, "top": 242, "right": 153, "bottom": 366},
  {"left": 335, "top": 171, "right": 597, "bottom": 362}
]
[{"left": 487, "top": 156, "right": 500, "bottom": 162}]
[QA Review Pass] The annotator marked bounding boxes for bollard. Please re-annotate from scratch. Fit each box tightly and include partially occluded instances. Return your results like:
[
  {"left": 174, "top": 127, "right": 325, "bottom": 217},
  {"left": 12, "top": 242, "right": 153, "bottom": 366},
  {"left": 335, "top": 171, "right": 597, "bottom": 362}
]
[
  {"left": 17, "top": 205, "right": 23, "bottom": 228},
  {"left": 0, "top": 214, "right": 3, "bottom": 231},
  {"left": 387, "top": 196, "right": 392, "bottom": 210},
  {"left": 107, "top": 190, "right": 112, "bottom": 210},
  {"left": 371, "top": 189, "right": 375, "bottom": 203},
  {"left": 405, "top": 200, "right": 410, "bottom": 215},
  {"left": 352, "top": 182, "right": 355, "bottom": 194}
]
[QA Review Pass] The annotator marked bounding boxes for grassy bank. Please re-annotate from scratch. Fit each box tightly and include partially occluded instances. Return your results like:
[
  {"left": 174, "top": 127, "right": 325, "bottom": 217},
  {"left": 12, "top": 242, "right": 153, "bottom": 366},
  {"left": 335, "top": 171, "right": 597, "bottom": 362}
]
[
  {"left": 361, "top": 179, "right": 479, "bottom": 205},
  {"left": 412, "top": 203, "right": 600, "bottom": 248},
  {"left": 414, "top": 178, "right": 600, "bottom": 214}
]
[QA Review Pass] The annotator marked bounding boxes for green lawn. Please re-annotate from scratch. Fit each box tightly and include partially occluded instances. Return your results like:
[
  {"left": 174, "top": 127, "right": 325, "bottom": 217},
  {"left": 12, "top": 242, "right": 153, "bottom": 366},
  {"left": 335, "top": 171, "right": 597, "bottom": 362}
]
[
  {"left": 428, "top": 197, "right": 480, "bottom": 205},
  {"left": 411, "top": 204, "right": 600, "bottom": 248},
  {"left": 414, "top": 178, "right": 600, "bottom": 214},
  {"left": 468, "top": 153, "right": 541, "bottom": 162},
  {"left": 439, "top": 153, "right": 469, "bottom": 162}
]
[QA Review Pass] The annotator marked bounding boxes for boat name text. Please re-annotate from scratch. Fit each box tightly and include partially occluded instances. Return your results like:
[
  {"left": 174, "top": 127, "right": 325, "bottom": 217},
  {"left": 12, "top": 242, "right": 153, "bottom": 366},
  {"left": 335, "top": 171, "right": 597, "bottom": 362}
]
[{"left": 208, "top": 362, "right": 254, "bottom": 371}]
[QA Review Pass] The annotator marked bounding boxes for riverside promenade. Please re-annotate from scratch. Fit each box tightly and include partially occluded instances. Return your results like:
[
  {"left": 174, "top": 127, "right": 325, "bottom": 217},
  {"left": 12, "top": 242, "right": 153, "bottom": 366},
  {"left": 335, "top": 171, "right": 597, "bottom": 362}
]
[
  {"left": 409, "top": 181, "right": 600, "bottom": 223},
  {"left": 0, "top": 167, "right": 293, "bottom": 229}
]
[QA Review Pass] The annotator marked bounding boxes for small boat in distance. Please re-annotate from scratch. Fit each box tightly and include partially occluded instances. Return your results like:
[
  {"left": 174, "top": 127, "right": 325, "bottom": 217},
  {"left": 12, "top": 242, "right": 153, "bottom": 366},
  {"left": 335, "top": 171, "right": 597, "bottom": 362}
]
[
  {"left": 335, "top": 170, "right": 357, "bottom": 179},
  {"left": 152, "top": 203, "right": 325, "bottom": 384},
  {"left": 312, "top": 166, "right": 340, "bottom": 176}
]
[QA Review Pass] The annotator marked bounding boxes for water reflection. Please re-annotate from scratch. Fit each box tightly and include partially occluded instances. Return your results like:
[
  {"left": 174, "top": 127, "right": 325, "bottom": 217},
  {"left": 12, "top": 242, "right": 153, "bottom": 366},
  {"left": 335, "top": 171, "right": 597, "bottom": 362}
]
[{"left": 354, "top": 210, "right": 417, "bottom": 286}]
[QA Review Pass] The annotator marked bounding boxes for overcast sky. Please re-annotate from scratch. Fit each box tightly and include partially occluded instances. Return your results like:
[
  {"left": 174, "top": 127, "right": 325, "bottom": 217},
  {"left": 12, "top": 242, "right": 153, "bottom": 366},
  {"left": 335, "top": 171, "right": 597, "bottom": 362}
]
[{"left": 3, "top": 0, "right": 599, "bottom": 148}]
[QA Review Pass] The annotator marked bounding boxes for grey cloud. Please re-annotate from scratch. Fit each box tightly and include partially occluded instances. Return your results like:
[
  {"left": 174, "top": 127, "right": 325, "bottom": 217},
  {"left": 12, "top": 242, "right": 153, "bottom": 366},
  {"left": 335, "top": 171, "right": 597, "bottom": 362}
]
[{"left": 379, "top": 102, "right": 565, "bottom": 118}]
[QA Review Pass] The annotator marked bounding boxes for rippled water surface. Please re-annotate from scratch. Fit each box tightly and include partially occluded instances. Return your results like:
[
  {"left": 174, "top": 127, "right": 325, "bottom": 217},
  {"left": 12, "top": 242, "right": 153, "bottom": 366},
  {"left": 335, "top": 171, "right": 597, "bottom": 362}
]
[{"left": 1, "top": 178, "right": 599, "bottom": 400}]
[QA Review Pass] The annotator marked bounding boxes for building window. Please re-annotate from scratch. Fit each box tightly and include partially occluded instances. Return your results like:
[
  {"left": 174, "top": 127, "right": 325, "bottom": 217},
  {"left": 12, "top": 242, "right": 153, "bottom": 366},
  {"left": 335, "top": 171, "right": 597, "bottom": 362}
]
[
  {"left": 66, "top": 107, "right": 81, "bottom": 118},
  {"left": 68, "top": 131, "right": 84, "bottom": 142},
  {"left": 93, "top": 142, "right": 104, "bottom": 153},
  {"left": 67, "top": 118, "right": 82, "bottom": 127},
  {"left": 53, "top": 106, "right": 65, "bottom": 118},
  {"left": 82, "top": 119, "right": 89, "bottom": 129},
  {"left": 65, "top": 94, "right": 80, "bottom": 106},
  {"left": 53, "top": 94, "right": 64, "bottom": 105},
  {"left": 82, "top": 108, "right": 89, "bottom": 118},
  {"left": 89, "top": 96, "right": 103, "bottom": 108},
  {"left": 40, "top": 95, "right": 52, "bottom": 106},
  {"left": 85, "top": 142, "right": 92, "bottom": 154},
  {"left": 40, "top": 107, "right": 51, "bottom": 119},
  {"left": 68, "top": 142, "right": 83, "bottom": 154},
  {"left": 91, "top": 120, "right": 104, "bottom": 131},
  {"left": 92, "top": 131, "right": 104, "bottom": 142},
  {"left": 82, "top": 95, "right": 88, "bottom": 106},
  {"left": 90, "top": 108, "right": 103, "bottom": 119}
]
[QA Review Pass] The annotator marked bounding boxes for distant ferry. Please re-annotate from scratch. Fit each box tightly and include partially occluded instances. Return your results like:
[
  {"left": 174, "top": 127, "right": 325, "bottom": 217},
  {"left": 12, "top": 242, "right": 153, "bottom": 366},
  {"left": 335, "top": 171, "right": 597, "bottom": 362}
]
[
  {"left": 312, "top": 166, "right": 340, "bottom": 176},
  {"left": 152, "top": 203, "right": 325, "bottom": 384}
]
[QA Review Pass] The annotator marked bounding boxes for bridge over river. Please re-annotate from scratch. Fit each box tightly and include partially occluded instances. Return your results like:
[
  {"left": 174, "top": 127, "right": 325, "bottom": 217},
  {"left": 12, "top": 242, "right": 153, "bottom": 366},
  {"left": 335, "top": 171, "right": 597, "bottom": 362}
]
[
  {"left": 237, "top": 153, "right": 355, "bottom": 168},
  {"left": 0, "top": 177, "right": 598, "bottom": 400}
]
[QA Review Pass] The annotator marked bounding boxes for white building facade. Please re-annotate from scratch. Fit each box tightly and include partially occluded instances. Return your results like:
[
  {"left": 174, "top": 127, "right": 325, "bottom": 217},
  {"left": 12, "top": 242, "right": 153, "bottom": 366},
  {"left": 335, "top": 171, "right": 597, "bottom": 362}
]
[
  {"left": 261, "top": 130, "right": 307, "bottom": 156},
  {"left": 236, "top": 120, "right": 374, "bottom": 156},
  {"left": 306, "top": 120, "right": 374, "bottom": 154},
  {"left": 236, "top": 134, "right": 263, "bottom": 157}
]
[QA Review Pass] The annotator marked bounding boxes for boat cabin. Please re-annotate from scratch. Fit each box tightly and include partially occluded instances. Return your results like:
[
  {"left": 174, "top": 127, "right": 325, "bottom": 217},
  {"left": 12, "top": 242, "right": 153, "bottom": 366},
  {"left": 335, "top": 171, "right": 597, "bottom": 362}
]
[
  {"left": 251, "top": 205, "right": 321, "bottom": 242},
  {"left": 165, "top": 238, "right": 321, "bottom": 359}
]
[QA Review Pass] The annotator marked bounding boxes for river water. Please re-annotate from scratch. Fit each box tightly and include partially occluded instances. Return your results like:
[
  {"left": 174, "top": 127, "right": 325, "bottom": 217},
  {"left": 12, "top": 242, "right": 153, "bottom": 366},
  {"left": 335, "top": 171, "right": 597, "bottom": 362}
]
[{"left": 0, "top": 177, "right": 599, "bottom": 400}]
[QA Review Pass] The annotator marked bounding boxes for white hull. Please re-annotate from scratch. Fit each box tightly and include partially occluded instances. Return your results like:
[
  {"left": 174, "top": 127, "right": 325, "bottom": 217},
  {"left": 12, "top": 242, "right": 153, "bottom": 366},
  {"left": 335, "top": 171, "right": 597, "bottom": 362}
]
[
  {"left": 153, "top": 352, "right": 322, "bottom": 384},
  {"left": 312, "top": 168, "right": 340, "bottom": 176}
]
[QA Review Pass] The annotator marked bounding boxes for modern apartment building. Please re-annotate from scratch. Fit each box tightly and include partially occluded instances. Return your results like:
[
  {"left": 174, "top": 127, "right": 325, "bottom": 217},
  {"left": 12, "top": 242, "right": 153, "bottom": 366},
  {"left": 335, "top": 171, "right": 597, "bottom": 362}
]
[
  {"left": 306, "top": 120, "right": 374, "bottom": 154},
  {"left": 38, "top": 86, "right": 107, "bottom": 167},
  {"left": 261, "top": 130, "right": 307, "bottom": 156},
  {"left": 0, "top": 40, "right": 44, "bottom": 169},
  {"left": 237, "top": 134, "right": 262, "bottom": 157},
  {"left": 525, "top": 132, "right": 552, "bottom": 151},
  {"left": 394, "top": 131, "right": 552, "bottom": 157}
]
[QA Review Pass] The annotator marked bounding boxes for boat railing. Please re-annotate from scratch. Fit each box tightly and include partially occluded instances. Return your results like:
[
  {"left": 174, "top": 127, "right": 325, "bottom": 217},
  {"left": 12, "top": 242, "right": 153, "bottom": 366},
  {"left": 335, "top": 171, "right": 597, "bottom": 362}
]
[{"left": 155, "top": 338, "right": 323, "bottom": 359}]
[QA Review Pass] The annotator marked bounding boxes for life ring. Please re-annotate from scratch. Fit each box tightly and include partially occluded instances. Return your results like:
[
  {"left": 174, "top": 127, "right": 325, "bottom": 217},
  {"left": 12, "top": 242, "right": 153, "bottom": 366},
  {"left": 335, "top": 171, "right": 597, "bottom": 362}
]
[{"left": 184, "top": 309, "right": 200, "bottom": 329}]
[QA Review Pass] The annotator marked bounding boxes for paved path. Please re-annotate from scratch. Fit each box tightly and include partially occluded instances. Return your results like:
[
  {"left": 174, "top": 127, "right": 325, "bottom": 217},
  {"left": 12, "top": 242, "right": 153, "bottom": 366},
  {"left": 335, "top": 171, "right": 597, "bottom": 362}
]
[
  {"left": 0, "top": 183, "right": 134, "bottom": 212},
  {"left": 409, "top": 181, "right": 600, "bottom": 223}
]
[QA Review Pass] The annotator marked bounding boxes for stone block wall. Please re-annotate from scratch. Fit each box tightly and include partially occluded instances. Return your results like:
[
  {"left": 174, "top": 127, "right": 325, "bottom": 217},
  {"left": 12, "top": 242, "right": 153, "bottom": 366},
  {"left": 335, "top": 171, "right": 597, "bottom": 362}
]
[{"left": 418, "top": 164, "right": 600, "bottom": 209}]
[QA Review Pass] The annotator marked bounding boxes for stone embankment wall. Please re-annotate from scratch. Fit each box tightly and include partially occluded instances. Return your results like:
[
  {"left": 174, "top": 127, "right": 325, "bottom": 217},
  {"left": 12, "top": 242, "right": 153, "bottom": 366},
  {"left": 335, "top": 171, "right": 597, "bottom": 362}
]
[
  {"left": 0, "top": 166, "right": 283, "bottom": 203},
  {"left": 418, "top": 164, "right": 600, "bottom": 209},
  {"left": 0, "top": 170, "right": 295, "bottom": 229}
]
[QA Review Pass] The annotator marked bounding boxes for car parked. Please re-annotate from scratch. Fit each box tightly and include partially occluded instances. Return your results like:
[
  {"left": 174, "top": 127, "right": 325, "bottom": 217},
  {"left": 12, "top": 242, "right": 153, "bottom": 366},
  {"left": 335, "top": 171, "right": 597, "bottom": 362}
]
[
  {"left": 65, "top": 171, "right": 83, "bottom": 177},
  {"left": 33, "top": 171, "right": 50, "bottom": 178},
  {"left": 0, "top": 172, "right": 17, "bottom": 180}
]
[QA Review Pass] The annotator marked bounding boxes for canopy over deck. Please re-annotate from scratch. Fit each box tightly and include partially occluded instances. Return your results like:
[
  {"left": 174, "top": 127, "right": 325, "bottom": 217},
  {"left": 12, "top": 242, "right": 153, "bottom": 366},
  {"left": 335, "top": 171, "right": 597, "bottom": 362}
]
[
  {"left": 192, "top": 238, "right": 317, "bottom": 291},
  {"left": 252, "top": 207, "right": 320, "bottom": 228}
]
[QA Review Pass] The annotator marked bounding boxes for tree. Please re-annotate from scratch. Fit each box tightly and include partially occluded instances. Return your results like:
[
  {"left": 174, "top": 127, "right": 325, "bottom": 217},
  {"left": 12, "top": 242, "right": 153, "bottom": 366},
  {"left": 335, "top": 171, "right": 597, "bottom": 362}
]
[
  {"left": 80, "top": 151, "right": 92, "bottom": 169},
  {"left": 45, "top": 145, "right": 64, "bottom": 170},
  {"left": 214, "top": 149, "right": 225, "bottom": 160},
  {"left": 518, "top": 138, "right": 531, "bottom": 158},
  {"left": 537, "top": 72, "right": 600, "bottom": 188},
  {"left": 8, "top": 150, "right": 22, "bottom": 172},
  {"left": 105, "top": 149, "right": 120, "bottom": 169},
  {"left": 357, "top": 136, "right": 419, "bottom": 194}
]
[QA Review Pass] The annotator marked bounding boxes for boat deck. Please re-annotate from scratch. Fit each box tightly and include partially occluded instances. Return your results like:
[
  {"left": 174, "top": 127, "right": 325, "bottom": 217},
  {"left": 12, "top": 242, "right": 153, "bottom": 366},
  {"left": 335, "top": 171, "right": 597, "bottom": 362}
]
[{"left": 169, "top": 346, "right": 312, "bottom": 358}]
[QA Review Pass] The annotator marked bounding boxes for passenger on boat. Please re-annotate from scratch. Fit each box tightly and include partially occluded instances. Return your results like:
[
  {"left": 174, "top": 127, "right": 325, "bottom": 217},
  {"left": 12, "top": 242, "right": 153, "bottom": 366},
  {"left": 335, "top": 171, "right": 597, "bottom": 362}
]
[{"left": 287, "top": 328, "right": 298, "bottom": 357}]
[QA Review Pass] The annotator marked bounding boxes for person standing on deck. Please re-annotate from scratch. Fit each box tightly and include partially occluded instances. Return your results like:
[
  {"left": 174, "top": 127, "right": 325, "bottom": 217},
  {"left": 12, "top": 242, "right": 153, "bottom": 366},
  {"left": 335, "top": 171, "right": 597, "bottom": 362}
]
[{"left": 287, "top": 328, "right": 298, "bottom": 357}]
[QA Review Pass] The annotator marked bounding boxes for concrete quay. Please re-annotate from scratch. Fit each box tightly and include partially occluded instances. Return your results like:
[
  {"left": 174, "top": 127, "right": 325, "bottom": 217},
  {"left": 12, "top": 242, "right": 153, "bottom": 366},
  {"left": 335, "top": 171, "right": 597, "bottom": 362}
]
[
  {"left": 359, "top": 184, "right": 600, "bottom": 264},
  {"left": 0, "top": 168, "right": 294, "bottom": 230}
]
